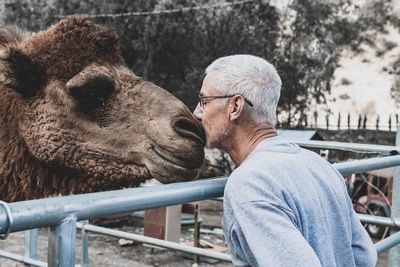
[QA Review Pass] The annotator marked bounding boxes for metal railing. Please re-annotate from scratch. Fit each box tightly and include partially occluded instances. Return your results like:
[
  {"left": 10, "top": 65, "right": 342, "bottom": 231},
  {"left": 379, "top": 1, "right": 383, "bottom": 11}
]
[
  {"left": 296, "top": 140, "right": 399, "bottom": 154},
  {"left": 0, "top": 142, "right": 400, "bottom": 266}
]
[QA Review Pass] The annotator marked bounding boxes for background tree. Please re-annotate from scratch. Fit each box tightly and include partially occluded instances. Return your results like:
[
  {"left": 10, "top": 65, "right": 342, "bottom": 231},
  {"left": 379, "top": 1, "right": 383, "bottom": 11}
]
[{"left": 1, "top": 0, "right": 395, "bottom": 126}]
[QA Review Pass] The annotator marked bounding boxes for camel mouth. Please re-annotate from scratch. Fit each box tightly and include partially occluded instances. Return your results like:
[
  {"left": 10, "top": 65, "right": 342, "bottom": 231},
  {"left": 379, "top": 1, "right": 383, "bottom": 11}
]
[
  {"left": 149, "top": 144, "right": 202, "bottom": 180},
  {"left": 147, "top": 144, "right": 199, "bottom": 183},
  {"left": 151, "top": 144, "right": 196, "bottom": 170}
]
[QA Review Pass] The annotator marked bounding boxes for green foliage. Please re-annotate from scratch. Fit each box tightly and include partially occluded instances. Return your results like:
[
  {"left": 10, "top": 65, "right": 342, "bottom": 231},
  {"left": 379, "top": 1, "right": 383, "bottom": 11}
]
[{"left": 2, "top": 0, "right": 394, "bottom": 125}]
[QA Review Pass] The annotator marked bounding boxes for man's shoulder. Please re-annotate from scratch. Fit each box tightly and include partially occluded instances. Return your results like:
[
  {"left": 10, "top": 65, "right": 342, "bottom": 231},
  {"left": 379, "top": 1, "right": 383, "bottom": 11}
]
[
  {"left": 246, "top": 139, "right": 331, "bottom": 171},
  {"left": 226, "top": 144, "right": 303, "bottom": 190},
  {"left": 225, "top": 159, "right": 286, "bottom": 205},
  {"left": 225, "top": 141, "right": 338, "bottom": 204}
]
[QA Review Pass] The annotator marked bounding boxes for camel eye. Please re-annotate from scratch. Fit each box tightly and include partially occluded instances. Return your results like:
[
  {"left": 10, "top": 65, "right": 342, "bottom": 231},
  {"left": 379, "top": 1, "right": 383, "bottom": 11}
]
[{"left": 68, "top": 75, "right": 114, "bottom": 113}]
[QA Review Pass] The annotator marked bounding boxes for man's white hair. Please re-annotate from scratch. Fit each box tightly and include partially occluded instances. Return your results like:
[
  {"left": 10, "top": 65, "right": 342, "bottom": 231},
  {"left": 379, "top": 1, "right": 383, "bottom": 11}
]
[{"left": 205, "top": 54, "right": 282, "bottom": 126}]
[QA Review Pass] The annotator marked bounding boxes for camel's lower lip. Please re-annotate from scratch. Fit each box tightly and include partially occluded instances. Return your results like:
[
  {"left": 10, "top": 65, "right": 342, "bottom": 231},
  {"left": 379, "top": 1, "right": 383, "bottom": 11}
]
[
  {"left": 146, "top": 145, "right": 200, "bottom": 183},
  {"left": 151, "top": 145, "right": 194, "bottom": 170}
]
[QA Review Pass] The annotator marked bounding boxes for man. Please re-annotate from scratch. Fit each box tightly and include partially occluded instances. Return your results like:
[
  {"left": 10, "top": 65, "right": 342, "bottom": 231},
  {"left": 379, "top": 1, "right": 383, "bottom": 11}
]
[{"left": 193, "top": 54, "right": 377, "bottom": 266}]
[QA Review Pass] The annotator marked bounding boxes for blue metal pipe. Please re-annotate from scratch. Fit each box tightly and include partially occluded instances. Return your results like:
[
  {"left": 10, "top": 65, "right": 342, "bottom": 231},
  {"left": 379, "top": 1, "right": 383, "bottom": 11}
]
[
  {"left": 0, "top": 177, "right": 227, "bottom": 234},
  {"left": 1, "top": 156, "right": 400, "bottom": 235},
  {"left": 334, "top": 155, "right": 400, "bottom": 176},
  {"left": 0, "top": 249, "right": 46, "bottom": 267},
  {"left": 76, "top": 223, "right": 232, "bottom": 261},
  {"left": 25, "top": 228, "right": 38, "bottom": 267},
  {"left": 81, "top": 220, "right": 89, "bottom": 267},
  {"left": 48, "top": 216, "right": 77, "bottom": 267},
  {"left": 296, "top": 140, "right": 399, "bottom": 154},
  {"left": 358, "top": 214, "right": 400, "bottom": 228},
  {"left": 376, "top": 231, "right": 400, "bottom": 254}
]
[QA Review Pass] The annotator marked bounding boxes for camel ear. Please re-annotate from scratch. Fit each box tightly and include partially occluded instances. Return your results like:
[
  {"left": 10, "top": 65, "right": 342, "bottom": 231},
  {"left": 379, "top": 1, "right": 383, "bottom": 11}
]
[{"left": 0, "top": 47, "right": 44, "bottom": 97}]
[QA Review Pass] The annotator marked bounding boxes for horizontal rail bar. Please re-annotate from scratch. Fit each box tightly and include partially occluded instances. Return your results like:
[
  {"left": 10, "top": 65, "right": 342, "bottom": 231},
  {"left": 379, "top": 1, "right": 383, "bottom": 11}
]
[
  {"left": 0, "top": 249, "right": 46, "bottom": 267},
  {"left": 334, "top": 155, "right": 400, "bottom": 176},
  {"left": 358, "top": 214, "right": 400, "bottom": 228},
  {"left": 1, "top": 155, "right": 400, "bottom": 235},
  {"left": 0, "top": 177, "right": 227, "bottom": 234},
  {"left": 296, "top": 140, "right": 399, "bottom": 154},
  {"left": 375, "top": 231, "right": 400, "bottom": 254},
  {"left": 76, "top": 222, "right": 231, "bottom": 262}
]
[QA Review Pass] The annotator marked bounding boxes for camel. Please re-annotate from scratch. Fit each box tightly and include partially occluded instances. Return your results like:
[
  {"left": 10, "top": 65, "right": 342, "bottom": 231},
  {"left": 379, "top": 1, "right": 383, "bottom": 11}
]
[{"left": 0, "top": 15, "right": 206, "bottom": 202}]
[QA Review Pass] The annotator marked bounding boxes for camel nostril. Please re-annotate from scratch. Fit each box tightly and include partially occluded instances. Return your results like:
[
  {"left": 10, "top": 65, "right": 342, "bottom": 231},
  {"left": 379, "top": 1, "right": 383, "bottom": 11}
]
[{"left": 172, "top": 116, "right": 206, "bottom": 146}]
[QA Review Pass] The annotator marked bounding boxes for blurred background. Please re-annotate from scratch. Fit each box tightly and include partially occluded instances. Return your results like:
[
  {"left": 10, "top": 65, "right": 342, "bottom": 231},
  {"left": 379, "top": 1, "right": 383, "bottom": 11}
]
[
  {"left": 1, "top": 2, "right": 400, "bottom": 266},
  {"left": 1, "top": 0, "right": 399, "bottom": 130}
]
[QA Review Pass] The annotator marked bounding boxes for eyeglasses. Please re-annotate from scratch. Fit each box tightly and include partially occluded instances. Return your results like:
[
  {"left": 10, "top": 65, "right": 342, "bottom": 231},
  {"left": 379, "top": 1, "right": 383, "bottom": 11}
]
[{"left": 198, "top": 94, "right": 253, "bottom": 108}]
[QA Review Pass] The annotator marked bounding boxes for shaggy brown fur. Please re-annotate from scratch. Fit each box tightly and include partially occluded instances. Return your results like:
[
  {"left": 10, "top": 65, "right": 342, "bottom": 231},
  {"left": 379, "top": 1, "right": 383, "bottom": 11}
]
[{"left": 0, "top": 16, "right": 205, "bottom": 202}]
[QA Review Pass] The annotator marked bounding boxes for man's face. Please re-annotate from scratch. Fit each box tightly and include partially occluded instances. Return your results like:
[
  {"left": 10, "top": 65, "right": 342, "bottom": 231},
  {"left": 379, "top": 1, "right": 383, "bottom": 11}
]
[{"left": 193, "top": 73, "right": 231, "bottom": 149}]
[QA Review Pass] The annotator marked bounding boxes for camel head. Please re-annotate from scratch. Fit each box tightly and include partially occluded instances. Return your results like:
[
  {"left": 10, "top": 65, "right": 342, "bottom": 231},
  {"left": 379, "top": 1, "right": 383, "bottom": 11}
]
[{"left": 0, "top": 16, "right": 205, "bottom": 200}]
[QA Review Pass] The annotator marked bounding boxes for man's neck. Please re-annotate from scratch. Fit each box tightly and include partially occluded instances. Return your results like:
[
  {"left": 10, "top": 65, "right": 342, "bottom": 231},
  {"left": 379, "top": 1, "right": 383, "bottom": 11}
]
[{"left": 222, "top": 123, "right": 277, "bottom": 166}]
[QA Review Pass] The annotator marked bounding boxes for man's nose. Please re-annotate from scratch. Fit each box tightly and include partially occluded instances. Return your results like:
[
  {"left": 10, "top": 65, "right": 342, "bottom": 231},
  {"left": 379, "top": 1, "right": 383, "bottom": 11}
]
[{"left": 193, "top": 103, "right": 202, "bottom": 120}]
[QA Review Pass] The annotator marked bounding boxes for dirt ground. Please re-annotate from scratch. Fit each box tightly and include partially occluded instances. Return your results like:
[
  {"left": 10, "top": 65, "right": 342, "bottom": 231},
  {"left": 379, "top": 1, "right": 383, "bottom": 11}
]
[{"left": 0, "top": 200, "right": 390, "bottom": 267}]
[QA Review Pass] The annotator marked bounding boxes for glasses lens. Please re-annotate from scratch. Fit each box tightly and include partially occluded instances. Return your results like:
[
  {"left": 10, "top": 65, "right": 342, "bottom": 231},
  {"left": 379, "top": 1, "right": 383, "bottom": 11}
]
[{"left": 198, "top": 95, "right": 203, "bottom": 107}]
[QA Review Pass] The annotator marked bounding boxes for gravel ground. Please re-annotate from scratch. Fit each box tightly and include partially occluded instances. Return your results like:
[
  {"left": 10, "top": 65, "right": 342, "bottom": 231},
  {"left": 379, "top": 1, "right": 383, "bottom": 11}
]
[{"left": 0, "top": 229, "right": 232, "bottom": 267}]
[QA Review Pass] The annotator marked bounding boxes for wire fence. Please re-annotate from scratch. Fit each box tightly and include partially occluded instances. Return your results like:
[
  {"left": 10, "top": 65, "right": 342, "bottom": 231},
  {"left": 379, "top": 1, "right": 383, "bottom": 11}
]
[{"left": 277, "top": 113, "right": 400, "bottom": 131}]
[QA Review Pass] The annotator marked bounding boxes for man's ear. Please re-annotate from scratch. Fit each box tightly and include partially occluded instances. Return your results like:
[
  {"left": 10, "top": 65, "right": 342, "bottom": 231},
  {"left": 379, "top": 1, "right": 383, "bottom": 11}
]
[
  {"left": 229, "top": 95, "right": 245, "bottom": 121},
  {"left": 0, "top": 47, "right": 44, "bottom": 97}
]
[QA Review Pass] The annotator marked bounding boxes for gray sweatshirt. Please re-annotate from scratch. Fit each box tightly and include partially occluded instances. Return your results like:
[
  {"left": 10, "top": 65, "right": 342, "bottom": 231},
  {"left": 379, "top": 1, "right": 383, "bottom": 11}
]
[{"left": 223, "top": 136, "right": 377, "bottom": 267}]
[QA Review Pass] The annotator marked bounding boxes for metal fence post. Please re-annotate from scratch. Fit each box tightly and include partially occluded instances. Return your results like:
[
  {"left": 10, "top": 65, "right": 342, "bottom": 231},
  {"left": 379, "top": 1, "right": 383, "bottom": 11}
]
[
  {"left": 24, "top": 228, "right": 38, "bottom": 267},
  {"left": 81, "top": 220, "right": 89, "bottom": 267},
  {"left": 389, "top": 123, "right": 400, "bottom": 266},
  {"left": 48, "top": 216, "right": 77, "bottom": 267}
]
